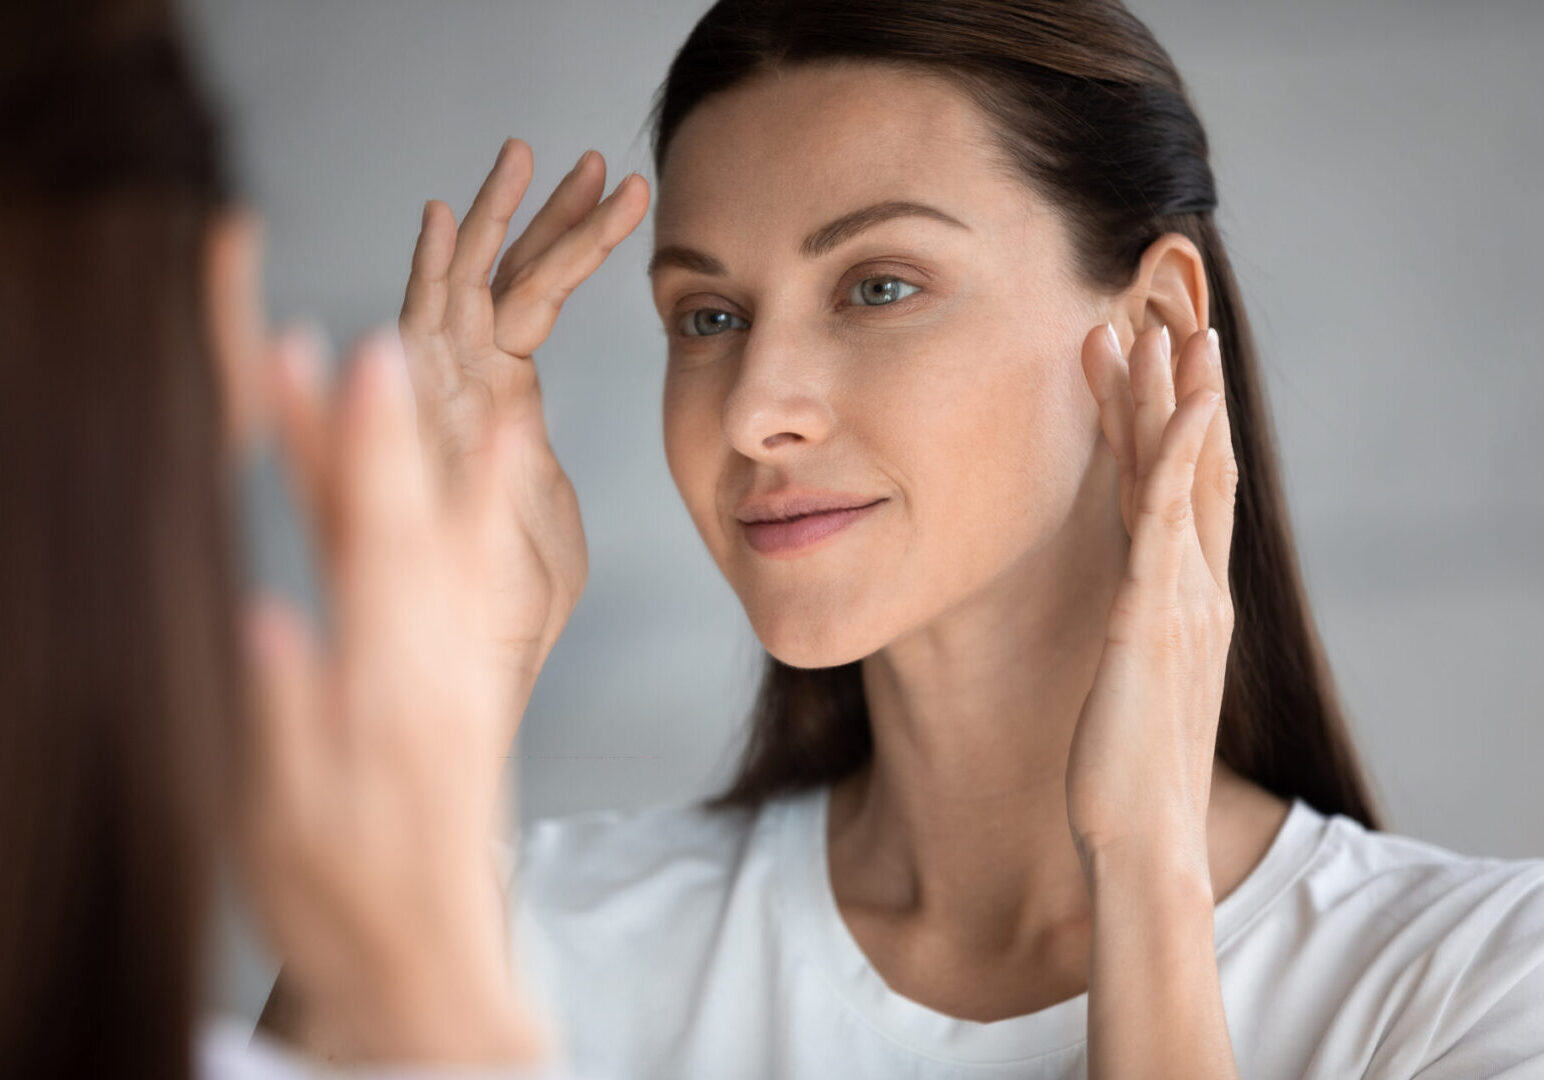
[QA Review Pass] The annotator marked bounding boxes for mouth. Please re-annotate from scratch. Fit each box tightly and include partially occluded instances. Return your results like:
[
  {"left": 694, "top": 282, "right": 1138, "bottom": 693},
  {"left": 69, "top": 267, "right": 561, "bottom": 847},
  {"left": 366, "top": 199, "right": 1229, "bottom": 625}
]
[{"left": 740, "top": 499, "right": 885, "bottom": 557}]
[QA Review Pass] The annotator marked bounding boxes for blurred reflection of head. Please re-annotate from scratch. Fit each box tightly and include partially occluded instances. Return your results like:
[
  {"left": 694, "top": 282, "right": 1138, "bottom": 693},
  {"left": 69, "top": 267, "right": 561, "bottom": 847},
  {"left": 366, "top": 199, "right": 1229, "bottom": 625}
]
[{"left": 0, "top": 2, "right": 256, "bottom": 1075}]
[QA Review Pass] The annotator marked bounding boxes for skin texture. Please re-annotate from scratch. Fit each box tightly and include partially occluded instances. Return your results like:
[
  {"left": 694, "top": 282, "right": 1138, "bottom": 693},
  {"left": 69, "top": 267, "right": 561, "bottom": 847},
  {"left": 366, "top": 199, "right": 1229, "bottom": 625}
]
[{"left": 650, "top": 62, "right": 1290, "bottom": 1069}]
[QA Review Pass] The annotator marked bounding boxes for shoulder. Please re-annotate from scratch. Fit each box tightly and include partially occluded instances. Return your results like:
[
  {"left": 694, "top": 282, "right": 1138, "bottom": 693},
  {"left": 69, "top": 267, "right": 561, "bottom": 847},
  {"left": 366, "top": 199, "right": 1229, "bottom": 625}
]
[
  {"left": 1305, "top": 811, "right": 1544, "bottom": 940},
  {"left": 515, "top": 795, "right": 765, "bottom": 909},
  {"left": 1254, "top": 806, "right": 1544, "bottom": 1077},
  {"left": 508, "top": 790, "right": 810, "bottom": 961},
  {"left": 505, "top": 792, "right": 810, "bottom": 1068}
]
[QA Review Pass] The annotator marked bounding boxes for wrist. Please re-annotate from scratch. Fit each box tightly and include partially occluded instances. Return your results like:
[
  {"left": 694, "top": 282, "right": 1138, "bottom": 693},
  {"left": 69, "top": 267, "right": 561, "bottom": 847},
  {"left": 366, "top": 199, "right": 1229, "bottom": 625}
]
[
  {"left": 312, "top": 864, "right": 539, "bottom": 1067},
  {"left": 1083, "top": 831, "right": 1214, "bottom": 909},
  {"left": 354, "top": 958, "right": 550, "bottom": 1067}
]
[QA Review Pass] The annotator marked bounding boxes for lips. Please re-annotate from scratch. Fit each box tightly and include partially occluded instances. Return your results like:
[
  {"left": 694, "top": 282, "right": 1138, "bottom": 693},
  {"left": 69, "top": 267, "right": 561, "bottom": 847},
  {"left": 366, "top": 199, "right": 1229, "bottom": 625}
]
[
  {"left": 740, "top": 500, "right": 885, "bottom": 556},
  {"left": 734, "top": 491, "right": 884, "bottom": 524}
]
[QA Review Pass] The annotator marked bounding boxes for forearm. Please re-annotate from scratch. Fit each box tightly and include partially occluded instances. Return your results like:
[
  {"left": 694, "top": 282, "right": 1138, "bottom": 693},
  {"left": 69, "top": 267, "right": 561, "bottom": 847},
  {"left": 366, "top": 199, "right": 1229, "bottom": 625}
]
[{"left": 1085, "top": 843, "right": 1239, "bottom": 1080}]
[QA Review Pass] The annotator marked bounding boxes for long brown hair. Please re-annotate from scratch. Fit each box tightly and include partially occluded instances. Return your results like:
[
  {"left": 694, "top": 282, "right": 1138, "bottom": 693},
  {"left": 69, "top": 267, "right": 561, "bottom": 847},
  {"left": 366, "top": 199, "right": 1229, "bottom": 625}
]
[
  {"left": 0, "top": 1, "right": 238, "bottom": 1076},
  {"left": 650, "top": 0, "right": 1383, "bottom": 831}
]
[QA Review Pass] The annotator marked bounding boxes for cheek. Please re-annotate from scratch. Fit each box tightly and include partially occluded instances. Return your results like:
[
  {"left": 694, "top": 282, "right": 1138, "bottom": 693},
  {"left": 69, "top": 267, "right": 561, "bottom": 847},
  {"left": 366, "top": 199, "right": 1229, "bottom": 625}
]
[
  {"left": 662, "top": 365, "right": 726, "bottom": 538},
  {"left": 869, "top": 315, "right": 1092, "bottom": 567}
]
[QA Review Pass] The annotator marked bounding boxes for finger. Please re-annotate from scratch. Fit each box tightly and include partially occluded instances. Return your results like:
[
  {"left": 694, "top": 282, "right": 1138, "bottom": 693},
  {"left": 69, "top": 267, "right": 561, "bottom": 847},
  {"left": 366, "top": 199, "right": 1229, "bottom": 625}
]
[
  {"left": 330, "top": 330, "right": 435, "bottom": 661},
  {"left": 1081, "top": 321, "right": 1136, "bottom": 488},
  {"left": 334, "top": 328, "right": 432, "bottom": 556},
  {"left": 492, "top": 149, "right": 607, "bottom": 291},
  {"left": 398, "top": 200, "right": 466, "bottom": 409},
  {"left": 1185, "top": 328, "right": 1237, "bottom": 589},
  {"left": 242, "top": 595, "right": 326, "bottom": 806},
  {"left": 1129, "top": 325, "right": 1176, "bottom": 489},
  {"left": 1128, "top": 386, "right": 1222, "bottom": 593},
  {"left": 400, "top": 199, "right": 458, "bottom": 337},
  {"left": 446, "top": 138, "right": 535, "bottom": 291},
  {"left": 1171, "top": 326, "right": 1216, "bottom": 412},
  {"left": 268, "top": 327, "right": 336, "bottom": 558},
  {"left": 492, "top": 172, "right": 651, "bottom": 358}
]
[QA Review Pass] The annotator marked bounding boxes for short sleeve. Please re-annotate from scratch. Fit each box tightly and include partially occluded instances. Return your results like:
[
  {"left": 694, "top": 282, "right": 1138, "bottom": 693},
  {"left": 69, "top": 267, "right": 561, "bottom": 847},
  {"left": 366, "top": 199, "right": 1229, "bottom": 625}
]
[
  {"left": 1409, "top": 960, "right": 1544, "bottom": 1078},
  {"left": 1377, "top": 862, "right": 1544, "bottom": 1079}
]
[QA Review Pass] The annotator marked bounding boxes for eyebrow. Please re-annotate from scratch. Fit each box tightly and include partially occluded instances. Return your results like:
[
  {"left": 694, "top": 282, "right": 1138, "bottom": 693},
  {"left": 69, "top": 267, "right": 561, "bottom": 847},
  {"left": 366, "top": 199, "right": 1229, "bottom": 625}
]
[{"left": 647, "top": 200, "right": 969, "bottom": 278}]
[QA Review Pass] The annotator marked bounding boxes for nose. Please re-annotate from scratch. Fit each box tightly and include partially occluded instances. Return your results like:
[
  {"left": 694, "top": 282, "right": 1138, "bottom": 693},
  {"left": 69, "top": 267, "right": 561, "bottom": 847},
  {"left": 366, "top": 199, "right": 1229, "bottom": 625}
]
[{"left": 721, "top": 314, "right": 835, "bottom": 459}]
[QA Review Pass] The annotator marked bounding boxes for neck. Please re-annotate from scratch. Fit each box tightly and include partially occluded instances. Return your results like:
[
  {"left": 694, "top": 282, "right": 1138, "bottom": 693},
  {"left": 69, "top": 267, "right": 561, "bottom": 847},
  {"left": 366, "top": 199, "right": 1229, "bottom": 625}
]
[{"left": 828, "top": 483, "right": 1264, "bottom": 957}]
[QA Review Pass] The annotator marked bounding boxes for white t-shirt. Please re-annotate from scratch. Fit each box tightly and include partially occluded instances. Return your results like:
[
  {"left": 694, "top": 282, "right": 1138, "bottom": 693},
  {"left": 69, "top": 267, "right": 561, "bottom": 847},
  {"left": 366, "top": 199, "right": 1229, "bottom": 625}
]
[
  {"left": 197, "top": 1017, "right": 589, "bottom": 1080},
  {"left": 197, "top": 1019, "right": 589, "bottom": 1075},
  {"left": 512, "top": 783, "right": 1544, "bottom": 1079}
]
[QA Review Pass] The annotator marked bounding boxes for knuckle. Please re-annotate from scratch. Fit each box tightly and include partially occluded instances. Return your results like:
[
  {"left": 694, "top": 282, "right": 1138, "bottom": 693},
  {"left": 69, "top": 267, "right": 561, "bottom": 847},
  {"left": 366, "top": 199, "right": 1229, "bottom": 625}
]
[
  {"left": 1162, "top": 497, "right": 1192, "bottom": 535},
  {"left": 1215, "top": 456, "right": 1240, "bottom": 504},
  {"left": 1140, "top": 485, "right": 1192, "bottom": 536}
]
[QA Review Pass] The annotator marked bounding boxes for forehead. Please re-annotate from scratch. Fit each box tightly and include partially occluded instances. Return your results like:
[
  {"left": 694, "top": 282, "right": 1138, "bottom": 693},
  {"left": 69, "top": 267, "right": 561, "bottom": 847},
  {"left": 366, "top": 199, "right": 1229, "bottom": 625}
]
[{"left": 654, "top": 62, "right": 1029, "bottom": 245}]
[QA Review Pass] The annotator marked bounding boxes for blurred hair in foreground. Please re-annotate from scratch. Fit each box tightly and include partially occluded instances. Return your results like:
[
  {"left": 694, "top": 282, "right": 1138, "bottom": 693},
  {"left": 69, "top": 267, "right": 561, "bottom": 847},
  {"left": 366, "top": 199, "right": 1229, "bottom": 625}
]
[{"left": 0, "top": 1, "right": 239, "bottom": 1075}]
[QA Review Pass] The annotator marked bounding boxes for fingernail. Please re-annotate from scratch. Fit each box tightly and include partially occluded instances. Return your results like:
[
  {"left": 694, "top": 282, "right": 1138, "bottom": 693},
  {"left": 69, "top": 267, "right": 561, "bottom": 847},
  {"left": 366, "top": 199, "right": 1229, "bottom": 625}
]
[
  {"left": 1103, "top": 321, "right": 1120, "bottom": 356},
  {"left": 608, "top": 173, "right": 639, "bottom": 200},
  {"left": 1159, "top": 324, "right": 1171, "bottom": 357},
  {"left": 421, "top": 199, "right": 433, "bottom": 228},
  {"left": 1207, "top": 326, "right": 1221, "bottom": 356}
]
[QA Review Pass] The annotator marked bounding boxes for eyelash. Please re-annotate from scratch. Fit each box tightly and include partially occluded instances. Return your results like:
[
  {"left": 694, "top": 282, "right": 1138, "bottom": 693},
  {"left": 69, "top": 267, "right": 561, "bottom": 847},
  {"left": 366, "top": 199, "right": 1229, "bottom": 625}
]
[{"left": 674, "top": 270, "right": 925, "bottom": 339}]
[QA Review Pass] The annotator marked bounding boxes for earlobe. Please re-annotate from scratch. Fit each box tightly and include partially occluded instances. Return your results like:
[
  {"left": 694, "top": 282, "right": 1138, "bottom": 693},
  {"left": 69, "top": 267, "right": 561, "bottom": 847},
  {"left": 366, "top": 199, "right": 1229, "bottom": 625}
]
[{"left": 203, "top": 207, "right": 268, "bottom": 459}]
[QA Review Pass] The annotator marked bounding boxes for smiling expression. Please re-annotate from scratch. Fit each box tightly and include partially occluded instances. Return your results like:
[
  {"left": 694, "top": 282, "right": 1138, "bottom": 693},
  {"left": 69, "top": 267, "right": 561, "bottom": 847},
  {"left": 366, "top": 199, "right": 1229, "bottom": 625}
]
[{"left": 650, "top": 62, "right": 1111, "bottom": 668}]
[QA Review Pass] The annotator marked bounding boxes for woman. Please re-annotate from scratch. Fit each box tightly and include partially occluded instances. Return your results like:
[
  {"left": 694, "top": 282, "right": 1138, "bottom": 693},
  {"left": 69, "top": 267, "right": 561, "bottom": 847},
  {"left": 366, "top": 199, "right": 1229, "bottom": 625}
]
[
  {"left": 0, "top": 1, "right": 629, "bottom": 1075},
  {"left": 271, "top": 0, "right": 1544, "bottom": 1077}
]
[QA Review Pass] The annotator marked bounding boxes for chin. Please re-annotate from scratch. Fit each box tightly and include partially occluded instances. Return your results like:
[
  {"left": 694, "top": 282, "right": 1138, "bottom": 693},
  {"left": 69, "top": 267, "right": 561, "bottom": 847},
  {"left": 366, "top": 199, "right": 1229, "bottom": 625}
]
[{"left": 743, "top": 597, "right": 886, "bottom": 670}]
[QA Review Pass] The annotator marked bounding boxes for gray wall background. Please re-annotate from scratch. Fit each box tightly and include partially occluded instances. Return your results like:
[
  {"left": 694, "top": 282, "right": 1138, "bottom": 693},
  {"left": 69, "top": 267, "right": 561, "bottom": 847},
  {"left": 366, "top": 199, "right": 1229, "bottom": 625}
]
[{"left": 182, "top": 0, "right": 1544, "bottom": 1024}]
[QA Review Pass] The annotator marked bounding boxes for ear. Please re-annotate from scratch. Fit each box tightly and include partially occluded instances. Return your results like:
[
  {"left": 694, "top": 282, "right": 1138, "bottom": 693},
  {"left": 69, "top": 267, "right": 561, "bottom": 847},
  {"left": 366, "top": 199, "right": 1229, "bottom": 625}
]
[
  {"left": 1117, "top": 231, "right": 1209, "bottom": 347},
  {"left": 203, "top": 207, "right": 267, "bottom": 459}
]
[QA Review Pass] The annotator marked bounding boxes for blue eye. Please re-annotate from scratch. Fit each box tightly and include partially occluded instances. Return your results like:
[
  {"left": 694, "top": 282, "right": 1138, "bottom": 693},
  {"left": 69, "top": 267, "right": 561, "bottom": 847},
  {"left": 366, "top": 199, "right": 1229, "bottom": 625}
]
[
  {"left": 848, "top": 276, "right": 920, "bottom": 306},
  {"left": 680, "top": 309, "right": 750, "bottom": 337}
]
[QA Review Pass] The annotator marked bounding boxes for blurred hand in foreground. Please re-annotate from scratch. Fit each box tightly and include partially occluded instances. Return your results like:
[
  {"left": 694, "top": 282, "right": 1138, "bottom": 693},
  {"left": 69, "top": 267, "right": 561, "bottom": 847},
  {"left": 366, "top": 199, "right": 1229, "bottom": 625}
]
[{"left": 241, "top": 327, "right": 549, "bottom": 1068}]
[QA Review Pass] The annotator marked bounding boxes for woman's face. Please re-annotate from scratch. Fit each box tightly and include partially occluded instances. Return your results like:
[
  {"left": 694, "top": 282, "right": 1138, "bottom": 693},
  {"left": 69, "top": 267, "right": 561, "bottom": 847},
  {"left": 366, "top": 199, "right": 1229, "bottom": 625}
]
[{"left": 651, "top": 63, "right": 1111, "bottom": 668}]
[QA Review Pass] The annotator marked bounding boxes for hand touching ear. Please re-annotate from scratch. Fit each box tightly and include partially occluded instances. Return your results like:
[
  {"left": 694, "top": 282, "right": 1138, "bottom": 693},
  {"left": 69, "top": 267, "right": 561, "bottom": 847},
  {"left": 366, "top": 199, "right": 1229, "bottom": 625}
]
[{"left": 1067, "top": 322, "right": 1237, "bottom": 876}]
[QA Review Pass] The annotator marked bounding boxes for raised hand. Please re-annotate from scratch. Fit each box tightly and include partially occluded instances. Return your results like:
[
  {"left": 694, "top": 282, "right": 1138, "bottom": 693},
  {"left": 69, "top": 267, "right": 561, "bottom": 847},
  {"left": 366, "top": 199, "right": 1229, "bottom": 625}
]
[
  {"left": 399, "top": 138, "right": 650, "bottom": 707},
  {"left": 242, "top": 329, "right": 549, "bottom": 1067},
  {"left": 1065, "top": 322, "right": 1237, "bottom": 878}
]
